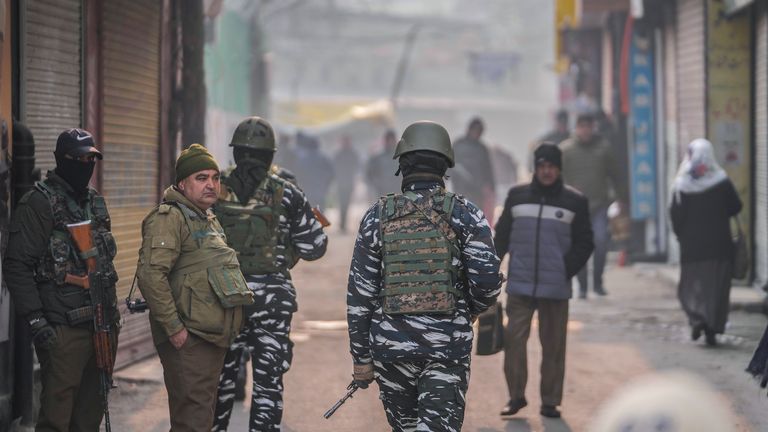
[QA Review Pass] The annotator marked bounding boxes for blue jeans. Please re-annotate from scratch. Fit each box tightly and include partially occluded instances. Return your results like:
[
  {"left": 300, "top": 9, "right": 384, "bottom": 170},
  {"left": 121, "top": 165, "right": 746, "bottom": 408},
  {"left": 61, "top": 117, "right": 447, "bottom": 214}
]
[{"left": 577, "top": 206, "right": 609, "bottom": 294}]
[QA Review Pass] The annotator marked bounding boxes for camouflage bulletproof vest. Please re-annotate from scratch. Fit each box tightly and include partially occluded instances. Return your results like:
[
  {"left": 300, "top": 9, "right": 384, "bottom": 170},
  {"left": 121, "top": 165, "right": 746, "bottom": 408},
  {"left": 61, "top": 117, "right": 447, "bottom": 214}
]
[
  {"left": 379, "top": 190, "right": 463, "bottom": 315},
  {"left": 31, "top": 179, "right": 118, "bottom": 288},
  {"left": 216, "top": 175, "right": 295, "bottom": 275}
]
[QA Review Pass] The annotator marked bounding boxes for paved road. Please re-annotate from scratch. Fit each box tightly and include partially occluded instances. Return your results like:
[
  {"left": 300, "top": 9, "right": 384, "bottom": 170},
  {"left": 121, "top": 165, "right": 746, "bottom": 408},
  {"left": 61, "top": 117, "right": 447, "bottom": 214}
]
[{"left": 109, "top": 206, "right": 768, "bottom": 432}]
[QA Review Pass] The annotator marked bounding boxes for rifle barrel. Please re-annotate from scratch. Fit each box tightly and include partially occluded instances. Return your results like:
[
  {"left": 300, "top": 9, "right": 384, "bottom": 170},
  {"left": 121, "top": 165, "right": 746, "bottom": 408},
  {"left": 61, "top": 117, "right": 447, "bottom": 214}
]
[{"left": 323, "top": 384, "right": 358, "bottom": 419}]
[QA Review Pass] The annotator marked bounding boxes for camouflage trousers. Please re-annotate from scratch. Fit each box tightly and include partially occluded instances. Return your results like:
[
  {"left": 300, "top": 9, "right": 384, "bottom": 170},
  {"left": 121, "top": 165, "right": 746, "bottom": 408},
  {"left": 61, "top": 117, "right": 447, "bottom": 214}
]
[
  {"left": 212, "top": 282, "right": 296, "bottom": 432},
  {"left": 374, "top": 358, "right": 470, "bottom": 432}
]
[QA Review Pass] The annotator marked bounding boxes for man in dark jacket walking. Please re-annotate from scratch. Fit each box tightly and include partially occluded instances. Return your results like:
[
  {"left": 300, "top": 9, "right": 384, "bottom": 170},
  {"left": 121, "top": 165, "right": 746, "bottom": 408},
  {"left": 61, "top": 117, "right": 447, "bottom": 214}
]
[{"left": 494, "top": 143, "right": 593, "bottom": 419}]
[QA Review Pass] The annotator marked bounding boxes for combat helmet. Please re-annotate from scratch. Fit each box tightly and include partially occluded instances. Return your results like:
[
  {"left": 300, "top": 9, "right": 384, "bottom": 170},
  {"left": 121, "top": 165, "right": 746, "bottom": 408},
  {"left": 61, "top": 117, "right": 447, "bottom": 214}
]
[
  {"left": 229, "top": 116, "right": 276, "bottom": 151},
  {"left": 392, "top": 121, "right": 454, "bottom": 168}
]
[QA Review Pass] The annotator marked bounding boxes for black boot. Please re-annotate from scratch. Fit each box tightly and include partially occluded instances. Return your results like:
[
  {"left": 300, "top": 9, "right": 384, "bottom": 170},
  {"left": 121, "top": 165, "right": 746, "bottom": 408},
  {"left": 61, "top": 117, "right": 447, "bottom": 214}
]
[
  {"left": 540, "top": 405, "right": 561, "bottom": 418},
  {"left": 500, "top": 398, "right": 528, "bottom": 416}
]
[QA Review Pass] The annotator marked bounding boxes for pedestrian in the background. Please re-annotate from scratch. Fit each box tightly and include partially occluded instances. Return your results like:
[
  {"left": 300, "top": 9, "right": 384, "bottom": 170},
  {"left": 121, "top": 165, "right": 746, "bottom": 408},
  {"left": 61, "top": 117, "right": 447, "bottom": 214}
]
[
  {"left": 365, "top": 129, "right": 400, "bottom": 198},
  {"left": 670, "top": 138, "right": 742, "bottom": 346},
  {"left": 274, "top": 132, "right": 297, "bottom": 173},
  {"left": 561, "top": 112, "right": 626, "bottom": 298},
  {"left": 137, "top": 144, "right": 253, "bottom": 432},
  {"left": 528, "top": 109, "right": 570, "bottom": 170},
  {"left": 293, "top": 134, "right": 334, "bottom": 209},
  {"left": 333, "top": 135, "right": 360, "bottom": 232},
  {"left": 4, "top": 129, "right": 119, "bottom": 431},
  {"left": 490, "top": 144, "right": 519, "bottom": 203},
  {"left": 495, "top": 143, "right": 593, "bottom": 419},
  {"left": 347, "top": 121, "right": 502, "bottom": 431},
  {"left": 452, "top": 117, "right": 496, "bottom": 221},
  {"left": 212, "top": 117, "right": 328, "bottom": 431}
]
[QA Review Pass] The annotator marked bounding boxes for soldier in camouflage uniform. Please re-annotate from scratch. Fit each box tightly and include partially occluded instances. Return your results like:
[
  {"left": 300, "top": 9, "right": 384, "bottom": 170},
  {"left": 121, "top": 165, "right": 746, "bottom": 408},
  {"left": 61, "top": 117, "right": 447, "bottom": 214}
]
[
  {"left": 212, "top": 117, "right": 328, "bottom": 431},
  {"left": 347, "top": 121, "right": 503, "bottom": 432},
  {"left": 4, "top": 129, "right": 119, "bottom": 431}
]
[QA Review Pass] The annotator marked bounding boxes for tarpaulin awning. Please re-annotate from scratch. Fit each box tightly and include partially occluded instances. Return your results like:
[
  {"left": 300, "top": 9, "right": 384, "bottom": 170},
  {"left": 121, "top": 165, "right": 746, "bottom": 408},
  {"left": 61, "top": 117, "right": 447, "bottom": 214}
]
[{"left": 273, "top": 98, "right": 394, "bottom": 133}]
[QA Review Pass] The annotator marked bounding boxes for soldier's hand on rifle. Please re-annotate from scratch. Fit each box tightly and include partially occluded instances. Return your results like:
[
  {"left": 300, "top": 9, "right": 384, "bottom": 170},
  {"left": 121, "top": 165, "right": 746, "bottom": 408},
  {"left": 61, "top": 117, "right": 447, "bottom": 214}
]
[
  {"left": 352, "top": 363, "right": 374, "bottom": 389},
  {"left": 169, "top": 328, "right": 189, "bottom": 350},
  {"left": 29, "top": 315, "right": 57, "bottom": 349}
]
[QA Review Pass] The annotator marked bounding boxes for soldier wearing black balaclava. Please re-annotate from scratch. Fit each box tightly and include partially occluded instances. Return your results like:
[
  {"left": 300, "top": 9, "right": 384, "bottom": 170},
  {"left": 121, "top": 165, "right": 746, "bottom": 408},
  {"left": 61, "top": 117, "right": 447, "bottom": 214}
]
[
  {"left": 347, "top": 121, "right": 502, "bottom": 431},
  {"left": 4, "top": 128, "right": 119, "bottom": 431},
  {"left": 212, "top": 117, "right": 328, "bottom": 431}
]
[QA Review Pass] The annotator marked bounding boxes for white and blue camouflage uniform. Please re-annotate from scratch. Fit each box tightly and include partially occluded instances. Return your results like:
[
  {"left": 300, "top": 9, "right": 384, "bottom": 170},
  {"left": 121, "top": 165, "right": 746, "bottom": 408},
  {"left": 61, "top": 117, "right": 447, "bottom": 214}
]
[
  {"left": 212, "top": 176, "right": 328, "bottom": 432},
  {"left": 347, "top": 180, "right": 502, "bottom": 432}
]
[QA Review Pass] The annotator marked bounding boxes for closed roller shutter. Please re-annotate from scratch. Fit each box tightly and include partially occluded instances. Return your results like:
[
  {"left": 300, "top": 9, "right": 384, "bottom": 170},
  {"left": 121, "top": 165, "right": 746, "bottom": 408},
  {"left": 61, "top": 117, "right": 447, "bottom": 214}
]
[
  {"left": 22, "top": 0, "right": 82, "bottom": 172},
  {"left": 676, "top": 0, "right": 706, "bottom": 147},
  {"left": 755, "top": 4, "right": 768, "bottom": 288},
  {"left": 101, "top": 0, "right": 161, "bottom": 368}
]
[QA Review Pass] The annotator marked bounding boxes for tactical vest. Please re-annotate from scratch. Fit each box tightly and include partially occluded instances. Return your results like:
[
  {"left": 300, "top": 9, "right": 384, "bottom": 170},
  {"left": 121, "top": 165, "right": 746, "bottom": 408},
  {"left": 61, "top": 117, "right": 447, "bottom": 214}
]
[
  {"left": 163, "top": 201, "right": 253, "bottom": 308},
  {"left": 29, "top": 178, "right": 118, "bottom": 324},
  {"left": 215, "top": 175, "right": 296, "bottom": 275},
  {"left": 379, "top": 190, "right": 463, "bottom": 315}
]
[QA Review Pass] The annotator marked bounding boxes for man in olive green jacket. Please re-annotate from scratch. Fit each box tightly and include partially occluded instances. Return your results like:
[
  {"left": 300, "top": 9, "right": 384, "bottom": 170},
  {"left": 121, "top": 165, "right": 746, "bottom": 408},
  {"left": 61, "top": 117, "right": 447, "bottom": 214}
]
[
  {"left": 561, "top": 113, "right": 627, "bottom": 298},
  {"left": 137, "top": 144, "right": 253, "bottom": 432}
]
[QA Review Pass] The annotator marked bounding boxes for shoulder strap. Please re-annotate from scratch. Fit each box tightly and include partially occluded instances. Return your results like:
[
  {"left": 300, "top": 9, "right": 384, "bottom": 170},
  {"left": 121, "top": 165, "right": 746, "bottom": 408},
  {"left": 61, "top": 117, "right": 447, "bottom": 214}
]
[{"left": 402, "top": 191, "right": 458, "bottom": 245}]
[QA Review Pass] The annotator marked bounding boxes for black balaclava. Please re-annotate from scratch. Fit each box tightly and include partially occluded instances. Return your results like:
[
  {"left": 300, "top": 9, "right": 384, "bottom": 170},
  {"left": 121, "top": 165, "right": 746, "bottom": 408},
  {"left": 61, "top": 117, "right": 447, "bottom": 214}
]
[
  {"left": 54, "top": 153, "right": 95, "bottom": 196},
  {"left": 398, "top": 150, "right": 449, "bottom": 191},
  {"left": 228, "top": 147, "right": 273, "bottom": 204}
]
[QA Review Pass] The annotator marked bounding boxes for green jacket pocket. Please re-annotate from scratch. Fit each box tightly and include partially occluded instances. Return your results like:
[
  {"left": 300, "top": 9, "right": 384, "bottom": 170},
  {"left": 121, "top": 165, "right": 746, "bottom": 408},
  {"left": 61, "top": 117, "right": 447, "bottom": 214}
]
[{"left": 207, "top": 264, "right": 254, "bottom": 308}]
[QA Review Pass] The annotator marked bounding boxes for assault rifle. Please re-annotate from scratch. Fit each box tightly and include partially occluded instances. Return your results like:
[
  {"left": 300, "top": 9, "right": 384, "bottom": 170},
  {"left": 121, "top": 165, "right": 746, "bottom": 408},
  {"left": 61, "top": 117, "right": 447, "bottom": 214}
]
[
  {"left": 323, "top": 381, "right": 359, "bottom": 419},
  {"left": 67, "top": 221, "right": 114, "bottom": 432},
  {"left": 311, "top": 206, "right": 331, "bottom": 228}
]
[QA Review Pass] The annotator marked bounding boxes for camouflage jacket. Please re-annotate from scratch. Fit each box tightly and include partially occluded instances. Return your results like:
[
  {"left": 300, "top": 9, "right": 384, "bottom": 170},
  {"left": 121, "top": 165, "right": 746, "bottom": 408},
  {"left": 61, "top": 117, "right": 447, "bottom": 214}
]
[
  {"left": 217, "top": 172, "right": 328, "bottom": 307},
  {"left": 347, "top": 181, "right": 502, "bottom": 364}
]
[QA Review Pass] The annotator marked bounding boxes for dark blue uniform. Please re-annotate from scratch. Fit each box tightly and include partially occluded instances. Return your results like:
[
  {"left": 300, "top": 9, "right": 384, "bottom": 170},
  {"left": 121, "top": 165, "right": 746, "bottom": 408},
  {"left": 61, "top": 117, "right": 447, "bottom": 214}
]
[
  {"left": 347, "top": 181, "right": 502, "bottom": 431},
  {"left": 212, "top": 178, "right": 328, "bottom": 431}
]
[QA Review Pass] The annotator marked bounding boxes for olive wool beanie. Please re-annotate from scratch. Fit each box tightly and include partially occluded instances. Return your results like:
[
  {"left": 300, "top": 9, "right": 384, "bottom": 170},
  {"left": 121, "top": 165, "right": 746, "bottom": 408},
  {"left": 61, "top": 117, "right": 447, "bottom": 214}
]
[{"left": 175, "top": 143, "right": 219, "bottom": 183}]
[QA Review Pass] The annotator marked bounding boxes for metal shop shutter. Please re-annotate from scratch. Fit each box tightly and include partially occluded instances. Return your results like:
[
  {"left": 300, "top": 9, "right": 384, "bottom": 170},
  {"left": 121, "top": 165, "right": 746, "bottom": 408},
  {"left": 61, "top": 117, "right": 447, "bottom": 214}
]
[
  {"left": 101, "top": 0, "right": 161, "bottom": 368},
  {"left": 676, "top": 0, "right": 706, "bottom": 147},
  {"left": 22, "top": 0, "right": 82, "bottom": 172},
  {"left": 755, "top": 4, "right": 768, "bottom": 288}
]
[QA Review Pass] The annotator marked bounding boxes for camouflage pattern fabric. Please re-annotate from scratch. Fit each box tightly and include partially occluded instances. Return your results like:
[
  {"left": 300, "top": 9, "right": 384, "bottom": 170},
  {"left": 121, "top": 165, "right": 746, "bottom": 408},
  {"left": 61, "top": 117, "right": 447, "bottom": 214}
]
[
  {"left": 379, "top": 191, "right": 460, "bottom": 315},
  {"left": 217, "top": 174, "right": 296, "bottom": 275},
  {"left": 213, "top": 179, "right": 327, "bottom": 431},
  {"left": 374, "top": 358, "right": 470, "bottom": 432},
  {"left": 347, "top": 180, "right": 502, "bottom": 364}
]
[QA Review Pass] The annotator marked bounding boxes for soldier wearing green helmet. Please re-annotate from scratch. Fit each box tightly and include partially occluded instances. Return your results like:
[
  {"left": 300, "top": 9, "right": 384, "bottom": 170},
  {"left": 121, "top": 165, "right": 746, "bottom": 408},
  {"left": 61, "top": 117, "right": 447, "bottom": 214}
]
[
  {"left": 347, "top": 120, "right": 502, "bottom": 431},
  {"left": 212, "top": 116, "right": 328, "bottom": 431}
]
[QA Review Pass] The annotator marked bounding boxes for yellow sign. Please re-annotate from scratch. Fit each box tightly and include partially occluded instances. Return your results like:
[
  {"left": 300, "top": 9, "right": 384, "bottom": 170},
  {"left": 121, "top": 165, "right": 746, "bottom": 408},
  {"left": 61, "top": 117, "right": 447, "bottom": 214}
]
[
  {"left": 706, "top": 0, "right": 752, "bottom": 275},
  {"left": 555, "top": 0, "right": 579, "bottom": 74}
]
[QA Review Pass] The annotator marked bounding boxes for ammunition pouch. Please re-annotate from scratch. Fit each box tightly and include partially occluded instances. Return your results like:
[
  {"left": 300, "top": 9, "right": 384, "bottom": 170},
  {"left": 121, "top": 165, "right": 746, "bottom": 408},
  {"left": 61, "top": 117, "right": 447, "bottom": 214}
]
[{"left": 65, "top": 305, "right": 94, "bottom": 326}]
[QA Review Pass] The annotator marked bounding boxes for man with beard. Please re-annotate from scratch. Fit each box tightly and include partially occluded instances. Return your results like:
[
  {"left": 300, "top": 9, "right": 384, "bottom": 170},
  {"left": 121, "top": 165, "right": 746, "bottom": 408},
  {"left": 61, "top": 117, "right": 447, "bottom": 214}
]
[
  {"left": 212, "top": 117, "right": 328, "bottom": 431},
  {"left": 4, "top": 128, "right": 119, "bottom": 431}
]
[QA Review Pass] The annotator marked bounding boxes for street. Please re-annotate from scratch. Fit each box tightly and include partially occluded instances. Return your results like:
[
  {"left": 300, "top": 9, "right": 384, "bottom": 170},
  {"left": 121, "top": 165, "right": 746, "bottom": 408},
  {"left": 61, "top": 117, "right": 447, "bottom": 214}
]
[{"left": 109, "top": 206, "right": 768, "bottom": 432}]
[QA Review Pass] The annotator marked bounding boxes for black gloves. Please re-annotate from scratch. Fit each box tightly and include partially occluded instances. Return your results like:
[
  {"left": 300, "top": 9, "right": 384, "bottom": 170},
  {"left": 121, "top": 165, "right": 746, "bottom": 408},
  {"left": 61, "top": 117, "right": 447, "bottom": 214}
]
[
  {"left": 352, "top": 363, "right": 374, "bottom": 389},
  {"left": 29, "top": 315, "right": 57, "bottom": 350}
]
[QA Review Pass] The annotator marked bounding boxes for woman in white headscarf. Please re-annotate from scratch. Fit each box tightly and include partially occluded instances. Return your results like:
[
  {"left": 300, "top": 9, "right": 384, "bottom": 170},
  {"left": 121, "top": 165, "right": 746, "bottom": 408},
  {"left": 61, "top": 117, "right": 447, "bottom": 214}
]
[{"left": 670, "top": 138, "right": 742, "bottom": 346}]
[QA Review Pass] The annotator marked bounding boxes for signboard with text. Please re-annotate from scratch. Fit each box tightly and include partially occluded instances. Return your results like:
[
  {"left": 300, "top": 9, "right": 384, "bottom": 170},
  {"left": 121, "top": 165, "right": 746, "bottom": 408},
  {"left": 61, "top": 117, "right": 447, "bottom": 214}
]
[{"left": 628, "top": 29, "right": 657, "bottom": 221}]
